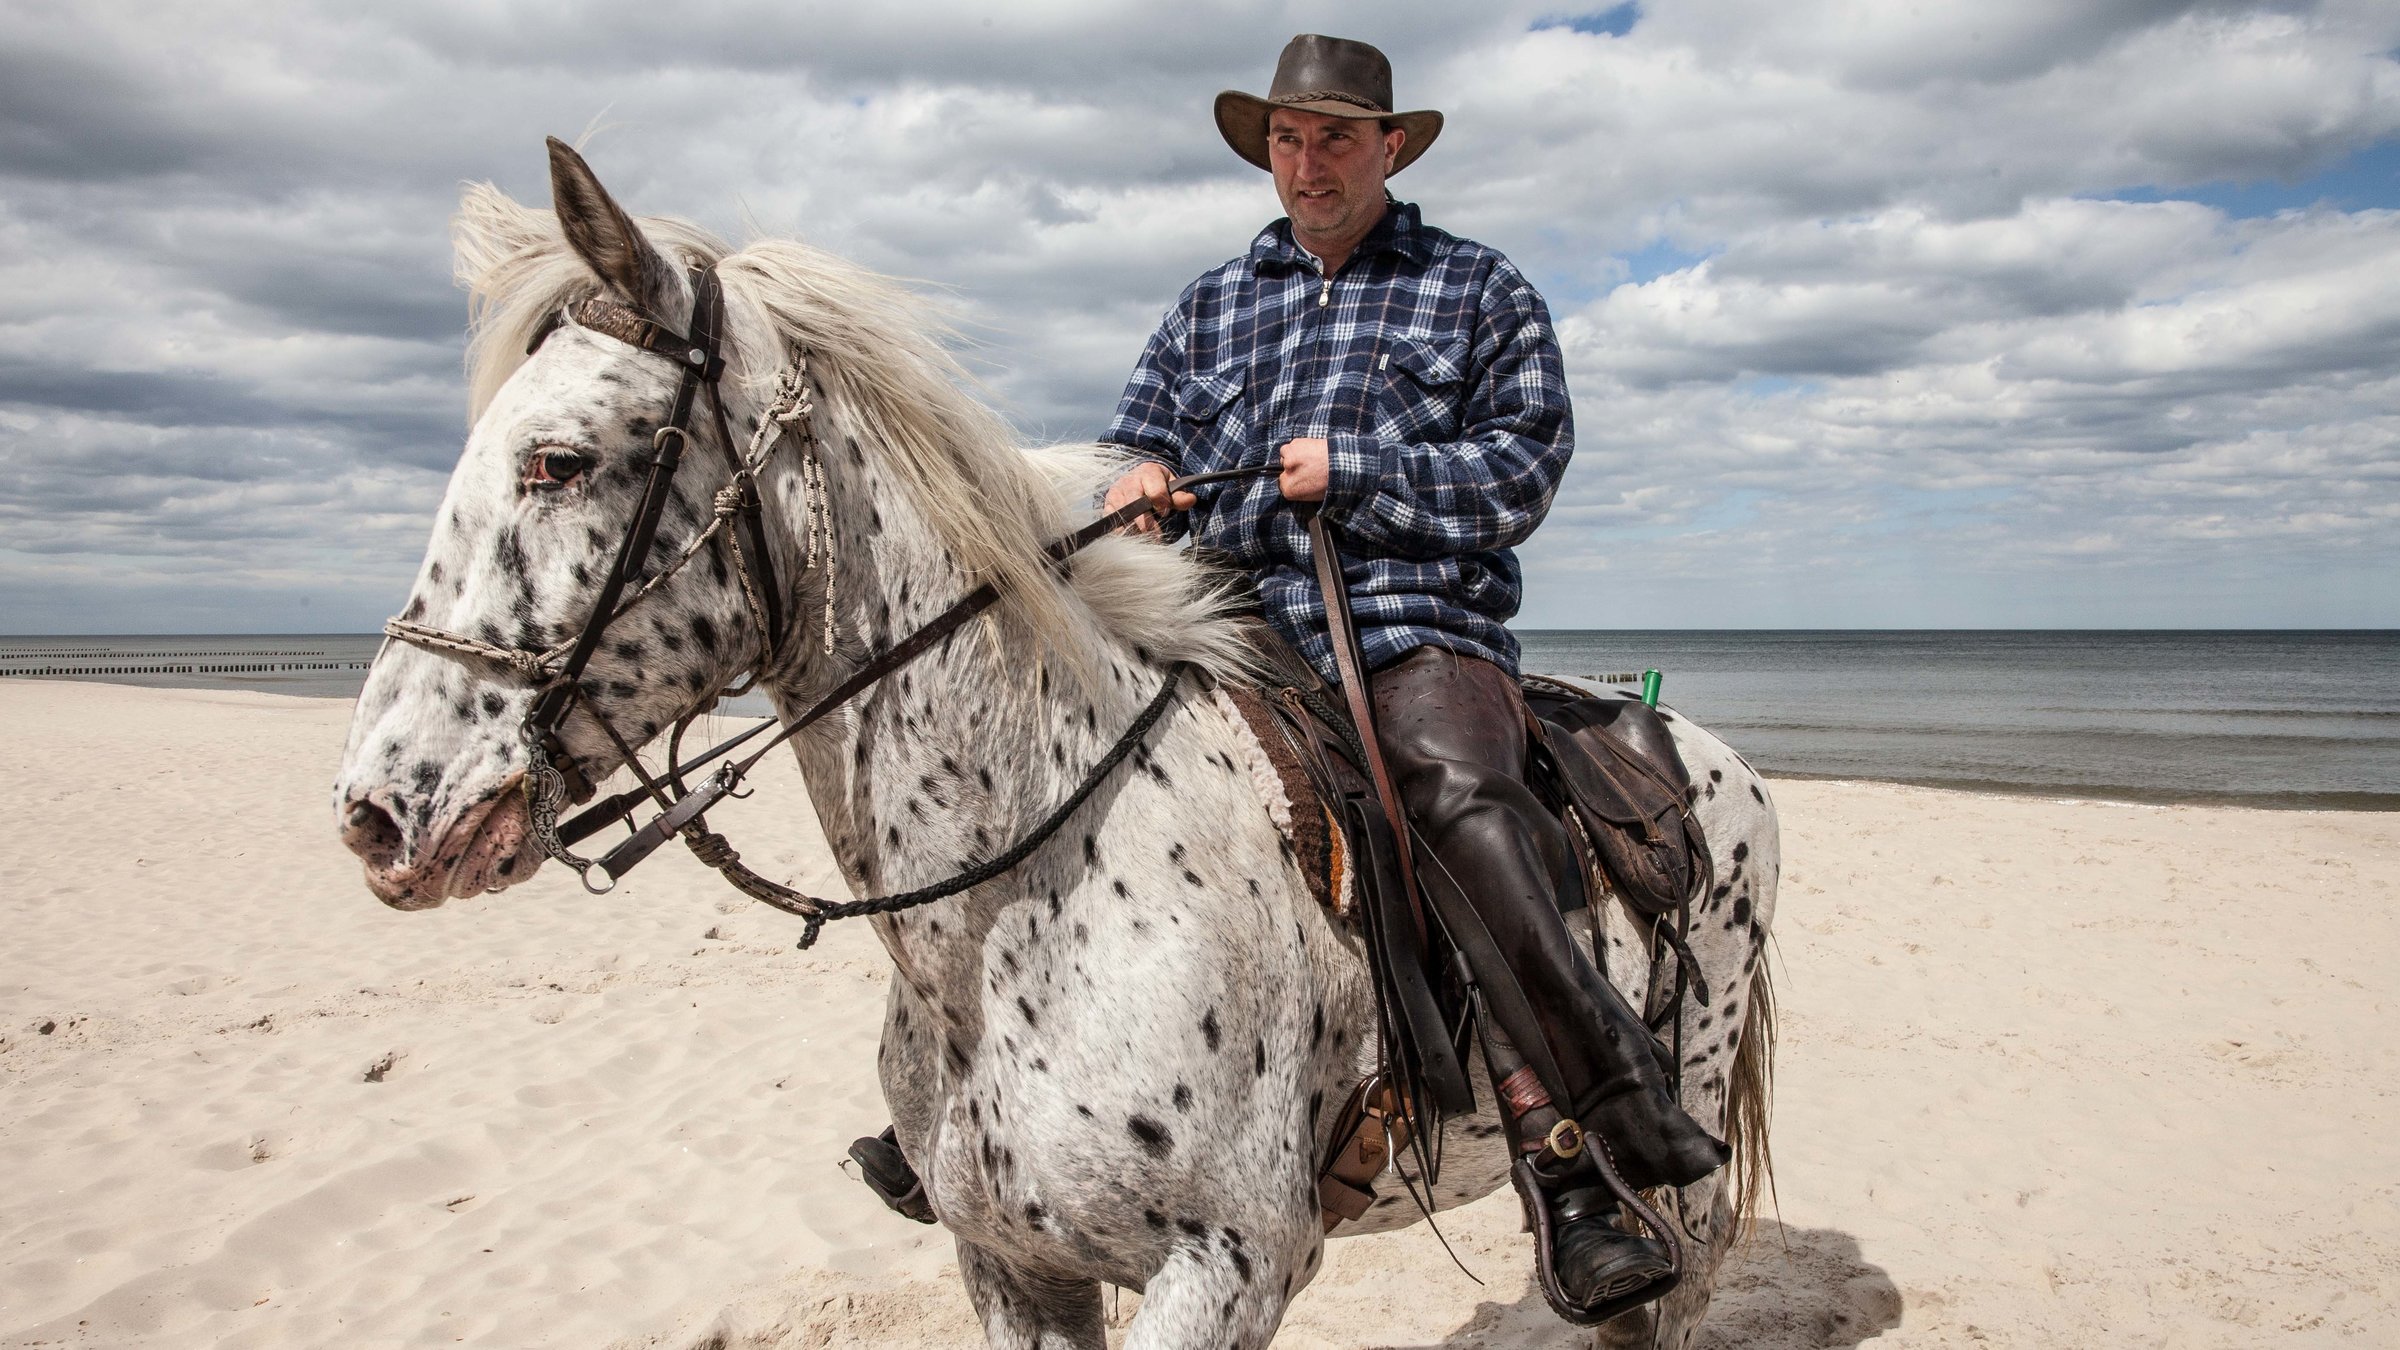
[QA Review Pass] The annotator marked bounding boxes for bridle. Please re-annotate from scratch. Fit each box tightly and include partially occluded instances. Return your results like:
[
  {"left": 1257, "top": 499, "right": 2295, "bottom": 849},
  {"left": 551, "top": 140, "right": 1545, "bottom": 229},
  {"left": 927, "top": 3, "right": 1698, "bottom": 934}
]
[{"left": 383, "top": 261, "right": 1274, "bottom": 945}]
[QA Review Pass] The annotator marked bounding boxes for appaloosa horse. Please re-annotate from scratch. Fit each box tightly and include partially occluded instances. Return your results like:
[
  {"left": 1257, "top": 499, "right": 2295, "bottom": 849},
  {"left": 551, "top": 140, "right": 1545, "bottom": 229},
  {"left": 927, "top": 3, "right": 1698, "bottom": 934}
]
[{"left": 332, "top": 141, "right": 1778, "bottom": 1349}]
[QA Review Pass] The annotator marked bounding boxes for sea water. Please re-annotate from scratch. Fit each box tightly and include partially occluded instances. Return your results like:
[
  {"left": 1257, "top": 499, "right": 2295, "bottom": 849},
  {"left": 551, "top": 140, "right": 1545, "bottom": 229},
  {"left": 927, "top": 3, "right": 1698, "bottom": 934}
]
[
  {"left": 6, "top": 630, "right": 2393, "bottom": 809},
  {"left": 1516, "top": 629, "right": 2399, "bottom": 810}
]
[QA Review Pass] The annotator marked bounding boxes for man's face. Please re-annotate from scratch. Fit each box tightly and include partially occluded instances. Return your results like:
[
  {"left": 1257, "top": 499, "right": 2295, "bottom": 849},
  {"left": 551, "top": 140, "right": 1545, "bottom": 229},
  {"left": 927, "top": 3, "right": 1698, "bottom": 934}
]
[{"left": 1268, "top": 107, "right": 1405, "bottom": 253}]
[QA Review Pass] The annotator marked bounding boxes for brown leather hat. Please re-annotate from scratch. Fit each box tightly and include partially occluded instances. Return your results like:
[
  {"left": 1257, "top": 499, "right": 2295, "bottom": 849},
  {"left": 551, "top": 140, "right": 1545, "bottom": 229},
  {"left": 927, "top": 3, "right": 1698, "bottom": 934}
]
[{"left": 1214, "top": 34, "right": 1443, "bottom": 176}]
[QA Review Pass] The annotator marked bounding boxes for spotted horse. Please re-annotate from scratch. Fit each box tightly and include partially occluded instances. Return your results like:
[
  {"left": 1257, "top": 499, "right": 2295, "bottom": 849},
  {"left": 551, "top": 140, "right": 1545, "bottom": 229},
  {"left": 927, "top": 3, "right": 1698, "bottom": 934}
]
[{"left": 332, "top": 141, "right": 1780, "bottom": 1349}]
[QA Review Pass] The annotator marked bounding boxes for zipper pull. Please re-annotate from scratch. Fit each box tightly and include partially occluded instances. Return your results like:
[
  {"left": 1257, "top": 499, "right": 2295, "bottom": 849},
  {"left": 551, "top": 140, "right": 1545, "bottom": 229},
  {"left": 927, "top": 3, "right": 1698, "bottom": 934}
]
[{"left": 1319, "top": 277, "right": 1332, "bottom": 308}]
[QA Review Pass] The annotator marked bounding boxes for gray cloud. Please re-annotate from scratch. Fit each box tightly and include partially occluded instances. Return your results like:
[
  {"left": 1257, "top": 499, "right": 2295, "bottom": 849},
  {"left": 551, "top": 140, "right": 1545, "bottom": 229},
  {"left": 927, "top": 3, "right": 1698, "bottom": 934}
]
[{"left": 0, "top": 0, "right": 2396, "bottom": 632}]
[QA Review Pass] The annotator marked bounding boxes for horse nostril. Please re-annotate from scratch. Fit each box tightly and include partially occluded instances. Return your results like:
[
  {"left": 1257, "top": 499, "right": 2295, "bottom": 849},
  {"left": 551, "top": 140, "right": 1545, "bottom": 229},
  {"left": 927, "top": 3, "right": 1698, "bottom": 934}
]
[{"left": 341, "top": 796, "right": 405, "bottom": 865}]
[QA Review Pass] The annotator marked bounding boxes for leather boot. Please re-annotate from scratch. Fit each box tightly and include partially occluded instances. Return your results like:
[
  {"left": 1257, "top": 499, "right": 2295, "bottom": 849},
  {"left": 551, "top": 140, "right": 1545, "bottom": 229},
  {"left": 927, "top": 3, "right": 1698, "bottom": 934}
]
[
  {"left": 848, "top": 1126, "right": 936, "bottom": 1224},
  {"left": 1551, "top": 1185, "right": 1675, "bottom": 1306},
  {"left": 1492, "top": 1028, "right": 1677, "bottom": 1321},
  {"left": 1369, "top": 647, "right": 1728, "bottom": 1193}
]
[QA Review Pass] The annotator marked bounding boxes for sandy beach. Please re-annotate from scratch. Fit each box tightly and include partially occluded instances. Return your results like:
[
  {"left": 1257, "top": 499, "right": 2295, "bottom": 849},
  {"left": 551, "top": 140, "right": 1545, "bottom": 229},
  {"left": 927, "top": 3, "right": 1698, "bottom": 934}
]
[{"left": 2, "top": 678, "right": 2393, "bottom": 1348}]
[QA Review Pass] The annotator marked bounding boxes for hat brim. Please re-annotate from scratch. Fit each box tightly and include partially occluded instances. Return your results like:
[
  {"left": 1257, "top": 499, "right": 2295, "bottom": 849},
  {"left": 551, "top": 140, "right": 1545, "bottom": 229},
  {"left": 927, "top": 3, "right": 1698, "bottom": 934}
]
[{"left": 1213, "top": 90, "right": 1443, "bottom": 176}]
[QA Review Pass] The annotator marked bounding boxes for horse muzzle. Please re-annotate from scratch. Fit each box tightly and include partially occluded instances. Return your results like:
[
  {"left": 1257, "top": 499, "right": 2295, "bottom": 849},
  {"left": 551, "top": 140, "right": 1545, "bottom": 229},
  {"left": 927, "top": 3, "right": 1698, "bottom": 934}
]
[{"left": 338, "top": 779, "right": 541, "bottom": 910}]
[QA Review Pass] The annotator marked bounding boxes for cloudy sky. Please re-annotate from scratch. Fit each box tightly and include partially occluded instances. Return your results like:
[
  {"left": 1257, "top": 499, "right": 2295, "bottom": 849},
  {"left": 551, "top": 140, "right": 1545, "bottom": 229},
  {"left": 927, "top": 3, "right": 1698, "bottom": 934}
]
[{"left": 2, "top": 0, "right": 2395, "bottom": 633}]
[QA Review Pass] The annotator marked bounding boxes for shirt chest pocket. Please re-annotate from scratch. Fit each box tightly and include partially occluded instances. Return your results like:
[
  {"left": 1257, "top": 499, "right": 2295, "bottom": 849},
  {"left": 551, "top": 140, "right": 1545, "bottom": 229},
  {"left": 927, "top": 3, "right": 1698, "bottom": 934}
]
[
  {"left": 1378, "top": 336, "right": 1470, "bottom": 442},
  {"left": 1173, "top": 367, "right": 1249, "bottom": 467}
]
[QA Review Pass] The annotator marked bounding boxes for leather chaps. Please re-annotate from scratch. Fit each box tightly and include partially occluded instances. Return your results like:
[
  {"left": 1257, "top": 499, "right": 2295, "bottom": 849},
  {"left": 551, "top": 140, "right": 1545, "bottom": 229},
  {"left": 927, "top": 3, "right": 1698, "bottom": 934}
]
[{"left": 1370, "top": 646, "right": 1728, "bottom": 1192}]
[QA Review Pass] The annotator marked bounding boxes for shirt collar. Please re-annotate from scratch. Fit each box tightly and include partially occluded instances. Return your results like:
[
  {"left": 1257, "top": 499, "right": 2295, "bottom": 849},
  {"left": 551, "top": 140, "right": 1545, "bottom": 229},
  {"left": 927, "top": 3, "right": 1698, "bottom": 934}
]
[{"left": 1249, "top": 199, "right": 1432, "bottom": 273}]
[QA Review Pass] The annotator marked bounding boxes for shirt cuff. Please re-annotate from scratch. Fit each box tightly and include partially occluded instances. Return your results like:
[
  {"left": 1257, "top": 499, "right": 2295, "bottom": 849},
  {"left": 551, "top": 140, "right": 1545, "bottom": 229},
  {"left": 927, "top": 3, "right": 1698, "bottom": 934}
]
[{"left": 1320, "top": 432, "right": 1384, "bottom": 521}]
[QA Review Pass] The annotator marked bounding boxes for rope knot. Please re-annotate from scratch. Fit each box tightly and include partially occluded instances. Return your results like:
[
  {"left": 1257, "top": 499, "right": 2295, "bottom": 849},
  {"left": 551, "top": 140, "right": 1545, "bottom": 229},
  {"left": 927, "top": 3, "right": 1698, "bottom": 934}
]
[
  {"left": 713, "top": 484, "right": 744, "bottom": 517},
  {"left": 685, "top": 828, "right": 740, "bottom": 870}
]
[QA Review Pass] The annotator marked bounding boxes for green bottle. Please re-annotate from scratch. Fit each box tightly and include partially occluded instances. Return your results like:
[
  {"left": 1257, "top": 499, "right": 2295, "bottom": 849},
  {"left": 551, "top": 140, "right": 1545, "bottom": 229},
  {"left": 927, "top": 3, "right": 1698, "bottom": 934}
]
[{"left": 1641, "top": 668, "right": 1662, "bottom": 707}]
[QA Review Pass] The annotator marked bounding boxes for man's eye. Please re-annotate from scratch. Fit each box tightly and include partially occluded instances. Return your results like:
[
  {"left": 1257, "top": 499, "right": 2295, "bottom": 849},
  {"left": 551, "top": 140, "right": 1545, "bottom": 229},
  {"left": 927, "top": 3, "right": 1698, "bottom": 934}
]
[{"left": 527, "top": 450, "right": 588, "bottom": 488}]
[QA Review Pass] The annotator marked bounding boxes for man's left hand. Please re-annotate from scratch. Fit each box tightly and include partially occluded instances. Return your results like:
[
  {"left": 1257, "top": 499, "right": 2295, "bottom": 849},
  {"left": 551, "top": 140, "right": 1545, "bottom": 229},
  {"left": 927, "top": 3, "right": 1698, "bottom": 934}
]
[{"left": 1278, "top": 437, "right": 1329, "bottom": 502}]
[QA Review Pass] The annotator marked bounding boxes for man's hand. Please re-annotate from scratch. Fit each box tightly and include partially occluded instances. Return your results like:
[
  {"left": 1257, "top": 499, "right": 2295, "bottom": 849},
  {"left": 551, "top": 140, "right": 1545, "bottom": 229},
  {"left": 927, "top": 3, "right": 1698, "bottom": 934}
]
[
  {"left": 1104, "top": 462, "right": 1195, "bottom": 536},
  {"left": 1278, "top": 437, "right": 1329, "bottom": 502}
]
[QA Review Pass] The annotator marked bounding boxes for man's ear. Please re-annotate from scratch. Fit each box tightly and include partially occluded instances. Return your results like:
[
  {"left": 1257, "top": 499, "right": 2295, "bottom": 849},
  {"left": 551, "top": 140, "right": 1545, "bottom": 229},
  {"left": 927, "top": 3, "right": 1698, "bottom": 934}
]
[{"left": 1384, "top": 126, "right": 1407, "bottom": 174}]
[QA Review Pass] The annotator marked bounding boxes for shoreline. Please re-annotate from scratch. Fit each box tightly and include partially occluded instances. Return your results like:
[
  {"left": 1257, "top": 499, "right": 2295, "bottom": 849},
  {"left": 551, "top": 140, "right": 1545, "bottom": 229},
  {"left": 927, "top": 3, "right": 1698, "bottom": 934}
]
[{"left": 8, "top": 670, "right": 2389, "bottom": 814}]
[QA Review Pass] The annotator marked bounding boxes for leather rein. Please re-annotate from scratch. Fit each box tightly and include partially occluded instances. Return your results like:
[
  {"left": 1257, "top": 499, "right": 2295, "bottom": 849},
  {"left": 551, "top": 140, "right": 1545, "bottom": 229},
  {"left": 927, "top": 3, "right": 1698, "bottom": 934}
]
[{"left": 383, "top": 261, "right": 1275, "bottom": 946}]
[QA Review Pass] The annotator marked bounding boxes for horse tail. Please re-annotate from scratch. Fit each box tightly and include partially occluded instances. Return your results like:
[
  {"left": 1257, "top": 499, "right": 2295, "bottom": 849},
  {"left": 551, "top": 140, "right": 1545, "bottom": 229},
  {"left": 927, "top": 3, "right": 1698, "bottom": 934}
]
[{"left": 1722, "top": 959, "right": 1778, "bottom": 1242}]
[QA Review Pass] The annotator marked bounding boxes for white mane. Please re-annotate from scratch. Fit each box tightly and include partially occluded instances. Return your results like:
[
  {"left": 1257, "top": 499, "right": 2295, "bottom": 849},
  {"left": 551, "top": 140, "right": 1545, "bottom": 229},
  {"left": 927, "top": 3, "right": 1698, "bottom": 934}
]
[{"left": 448, "top": 183, "right": 1256, "bottom": 686}]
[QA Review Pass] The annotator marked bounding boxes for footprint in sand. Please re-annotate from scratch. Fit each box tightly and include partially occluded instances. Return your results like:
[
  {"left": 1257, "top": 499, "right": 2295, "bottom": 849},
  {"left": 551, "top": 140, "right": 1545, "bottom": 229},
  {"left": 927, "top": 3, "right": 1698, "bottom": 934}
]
[{"left": 362, "top": 1050, "right": 407, "bottom": 1082}]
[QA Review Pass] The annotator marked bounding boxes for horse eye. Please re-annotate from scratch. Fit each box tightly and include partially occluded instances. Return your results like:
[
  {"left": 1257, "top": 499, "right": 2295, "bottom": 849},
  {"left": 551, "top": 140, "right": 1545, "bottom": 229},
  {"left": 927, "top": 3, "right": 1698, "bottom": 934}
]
[{"left": 528, "top": 450, "right": 587, "bottom": 488}]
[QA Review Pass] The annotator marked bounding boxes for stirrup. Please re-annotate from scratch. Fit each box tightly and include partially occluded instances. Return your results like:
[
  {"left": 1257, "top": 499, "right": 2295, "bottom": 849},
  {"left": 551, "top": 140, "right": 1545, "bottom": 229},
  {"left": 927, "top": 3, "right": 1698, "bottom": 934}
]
[
  {"left": 1513, "top": 1142, "right": 1683, "bottom": 1326},
  {"left": 847, "top": 1126, "right": 937, "bottom": 1225}
]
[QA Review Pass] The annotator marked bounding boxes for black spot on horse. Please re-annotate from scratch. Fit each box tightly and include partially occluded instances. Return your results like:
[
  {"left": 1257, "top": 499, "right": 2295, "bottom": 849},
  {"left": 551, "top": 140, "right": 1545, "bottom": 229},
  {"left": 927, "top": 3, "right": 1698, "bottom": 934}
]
[
  {"left": 1732, "top": 841, "right": 1749, "bottom": 862},
  {"left": 1127, "top": 1115, "right": 1173, "bottom": 1157},
  {"left": 1177, "top": 1216, "right": 1207, "bottom": 1237},
  {"left": 493, "top": 525, "right": 528, "bottom": 576},
  {"left": 1254, "top": 1039, "right": 1267, "bottom": 1076},
  {"left": 689, "top": 613, "right": 720, "bottom": 651},
  {"left": 1145, "top": 1208, "right": 1166, "bottom": 1229},
  {"left": 1016, "top": 997, "right": 1037, "bottom": 1027},
  {"left": 1733, "top": 894, "right": 1752, "bottom": 926},
  {"left": 1201, "top": 1008, "right": 1222, "bottom": 1052},
  {"left": 1173, "top": 1083, "right": 1192, "bottom": 1112}
]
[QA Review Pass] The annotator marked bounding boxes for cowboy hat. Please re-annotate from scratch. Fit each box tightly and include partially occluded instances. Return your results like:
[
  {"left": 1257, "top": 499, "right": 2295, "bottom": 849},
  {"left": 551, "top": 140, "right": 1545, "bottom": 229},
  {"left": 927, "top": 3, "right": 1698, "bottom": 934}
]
[{"left": 1214, "top": 34, "right": 1443, "bottom": 175}]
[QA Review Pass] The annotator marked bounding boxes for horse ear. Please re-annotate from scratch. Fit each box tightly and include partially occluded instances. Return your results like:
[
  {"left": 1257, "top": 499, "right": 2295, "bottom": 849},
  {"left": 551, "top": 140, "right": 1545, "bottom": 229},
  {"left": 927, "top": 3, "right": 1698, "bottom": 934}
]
[{"left": 546, "top": 137, "right": 679, "bottom": 313}]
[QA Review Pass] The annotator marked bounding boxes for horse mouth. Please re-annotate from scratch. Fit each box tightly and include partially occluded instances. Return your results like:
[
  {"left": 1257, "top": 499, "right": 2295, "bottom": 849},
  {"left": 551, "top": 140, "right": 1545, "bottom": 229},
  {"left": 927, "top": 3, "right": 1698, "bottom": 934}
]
[{"left": 346, "top": 781, "right": 542, "bottom": 910}]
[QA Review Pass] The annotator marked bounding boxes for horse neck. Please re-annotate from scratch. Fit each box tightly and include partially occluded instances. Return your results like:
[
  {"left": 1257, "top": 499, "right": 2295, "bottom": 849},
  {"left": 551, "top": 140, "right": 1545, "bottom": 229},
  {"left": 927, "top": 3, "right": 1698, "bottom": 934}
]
[{"left": 759, "top": 423, "right": 1154, "bottom": 942}]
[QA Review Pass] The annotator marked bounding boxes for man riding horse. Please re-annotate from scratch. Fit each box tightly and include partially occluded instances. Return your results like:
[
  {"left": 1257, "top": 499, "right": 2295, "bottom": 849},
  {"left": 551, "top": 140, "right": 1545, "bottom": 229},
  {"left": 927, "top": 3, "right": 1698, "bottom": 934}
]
[{"left": 1097, "top": 34, "right": 1729, "bottom": 1318}]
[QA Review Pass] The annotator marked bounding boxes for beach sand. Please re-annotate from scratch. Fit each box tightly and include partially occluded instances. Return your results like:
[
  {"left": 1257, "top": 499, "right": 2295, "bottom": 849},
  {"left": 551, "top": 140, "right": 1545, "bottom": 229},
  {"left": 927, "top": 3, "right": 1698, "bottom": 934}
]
[{"left": 1, "top": 679, "right": 2393, "bottom": 1347}]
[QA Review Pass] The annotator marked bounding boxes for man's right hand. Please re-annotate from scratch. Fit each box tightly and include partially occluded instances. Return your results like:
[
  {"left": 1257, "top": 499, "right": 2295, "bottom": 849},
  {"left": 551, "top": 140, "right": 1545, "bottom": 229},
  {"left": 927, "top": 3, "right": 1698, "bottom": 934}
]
[{"left": 1104, "top": 462, "right": 1196, "bottom": 536}]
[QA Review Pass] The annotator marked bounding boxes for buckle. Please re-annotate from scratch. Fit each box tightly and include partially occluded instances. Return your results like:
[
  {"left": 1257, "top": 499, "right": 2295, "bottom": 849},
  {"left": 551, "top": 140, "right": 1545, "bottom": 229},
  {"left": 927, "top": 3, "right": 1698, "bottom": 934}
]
[{"left": 1546, "top": 1118, "right": 1585, "bottom": 1160}]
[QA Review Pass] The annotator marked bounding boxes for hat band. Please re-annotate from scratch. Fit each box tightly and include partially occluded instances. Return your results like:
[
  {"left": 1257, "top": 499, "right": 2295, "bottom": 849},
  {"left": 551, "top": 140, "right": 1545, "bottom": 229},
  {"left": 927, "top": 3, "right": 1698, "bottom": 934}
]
[{"left": 1271, "top": 89, "right": 1388, "bottom": 113}]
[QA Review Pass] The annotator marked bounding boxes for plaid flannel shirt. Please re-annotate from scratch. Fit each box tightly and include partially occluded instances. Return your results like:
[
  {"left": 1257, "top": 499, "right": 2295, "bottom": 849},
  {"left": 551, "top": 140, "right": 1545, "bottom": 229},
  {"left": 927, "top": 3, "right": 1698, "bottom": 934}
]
[{"left": 1100, "top": 200, "right": 1573, "bottom": 682}]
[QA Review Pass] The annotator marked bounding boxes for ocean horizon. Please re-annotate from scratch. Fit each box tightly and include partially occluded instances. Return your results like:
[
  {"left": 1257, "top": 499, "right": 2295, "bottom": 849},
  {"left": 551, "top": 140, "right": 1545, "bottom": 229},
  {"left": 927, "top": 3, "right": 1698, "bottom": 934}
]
[{"left": 6, "top": 629, "right": 2394, "bottom": 811}]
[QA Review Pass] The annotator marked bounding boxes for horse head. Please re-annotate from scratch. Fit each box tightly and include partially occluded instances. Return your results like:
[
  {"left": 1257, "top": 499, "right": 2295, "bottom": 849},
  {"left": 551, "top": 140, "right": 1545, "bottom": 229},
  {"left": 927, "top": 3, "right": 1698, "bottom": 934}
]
[{"left": 332, "top": 141, "right": 782, "bottom": 909}]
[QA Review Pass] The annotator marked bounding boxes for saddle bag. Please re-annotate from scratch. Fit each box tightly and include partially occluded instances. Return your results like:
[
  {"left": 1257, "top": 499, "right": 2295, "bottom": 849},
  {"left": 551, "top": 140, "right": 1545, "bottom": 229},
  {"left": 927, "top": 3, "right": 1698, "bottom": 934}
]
[{"left": 1521, "top": 682, "right": 1709, "bottom": 919}]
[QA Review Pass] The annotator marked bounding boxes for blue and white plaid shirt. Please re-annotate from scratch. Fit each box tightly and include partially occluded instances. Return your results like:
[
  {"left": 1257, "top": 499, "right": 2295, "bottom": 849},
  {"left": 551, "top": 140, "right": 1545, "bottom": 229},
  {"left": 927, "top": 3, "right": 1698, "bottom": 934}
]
[{"left": 1101, "top": 200, "right": 1573, "bottom": 682}]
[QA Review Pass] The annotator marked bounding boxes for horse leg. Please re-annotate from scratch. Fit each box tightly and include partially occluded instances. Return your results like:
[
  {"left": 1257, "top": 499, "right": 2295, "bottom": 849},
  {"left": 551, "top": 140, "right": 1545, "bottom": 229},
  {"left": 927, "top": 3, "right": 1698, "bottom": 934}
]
[
  {"left": 956, "top": 1237, "right": 1105, "bottom": 1350},
  {"left": 1120, "top": 1236, "right": 1297, "bottom": 1350}
]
